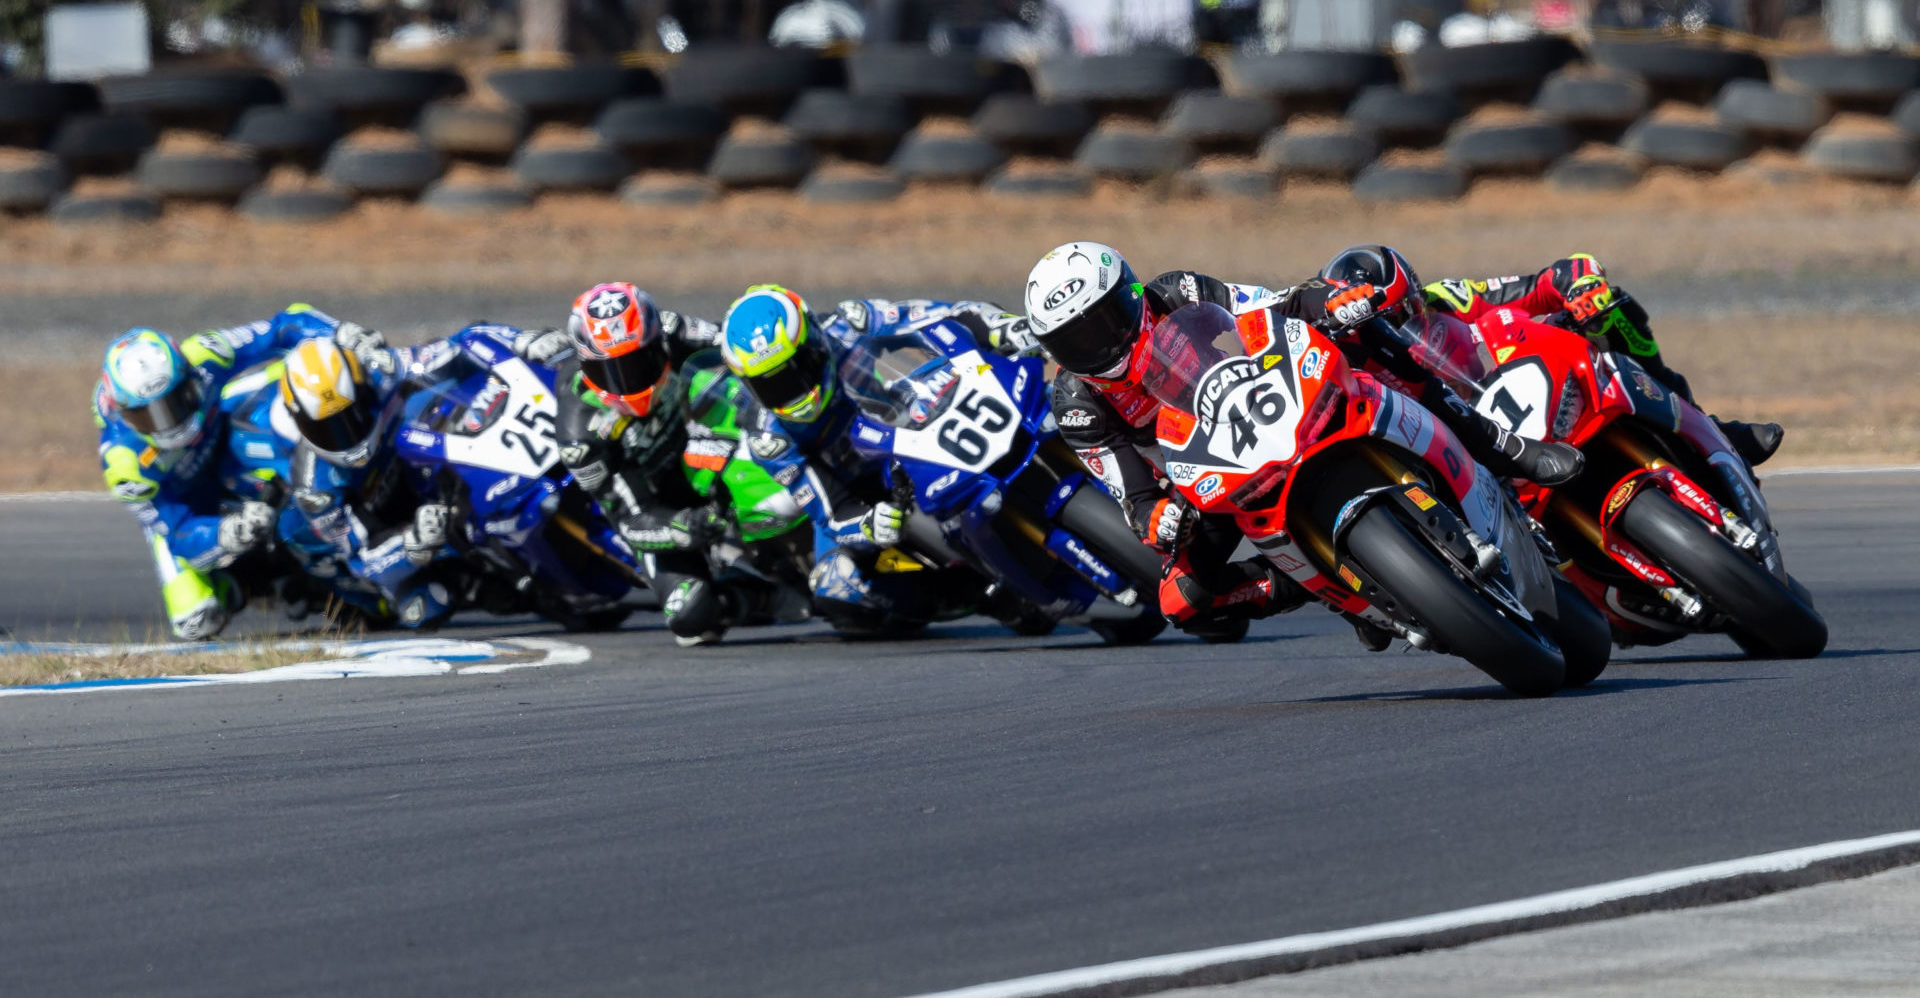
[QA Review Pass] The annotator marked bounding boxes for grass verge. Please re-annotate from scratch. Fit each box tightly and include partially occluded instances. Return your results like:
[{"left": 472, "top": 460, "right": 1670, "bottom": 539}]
[{"left": 0, "top": 639, "right": 332, "bottom": 687}]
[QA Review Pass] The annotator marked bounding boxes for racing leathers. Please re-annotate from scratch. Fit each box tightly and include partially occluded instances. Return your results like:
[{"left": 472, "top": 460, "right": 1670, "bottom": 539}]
[
  {"left": 97, "top": 305, "right": 379, "bottom": 639},
  {"left": 1423, "top": 254, "right": 1783, "bottom": 465},
  {"left": 1053, "top": 271, "right": 1577, "bottom": 637}
]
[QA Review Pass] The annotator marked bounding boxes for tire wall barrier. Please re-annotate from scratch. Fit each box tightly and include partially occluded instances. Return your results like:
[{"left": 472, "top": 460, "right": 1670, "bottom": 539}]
[{"left": 3, "top": 40, "right": 1918, "bottom": 220}]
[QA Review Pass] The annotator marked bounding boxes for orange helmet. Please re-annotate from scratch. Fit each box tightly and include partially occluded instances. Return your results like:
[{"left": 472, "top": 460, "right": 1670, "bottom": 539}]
[{"left": 568, "top": 282, "right": 669, "bottom": 417}]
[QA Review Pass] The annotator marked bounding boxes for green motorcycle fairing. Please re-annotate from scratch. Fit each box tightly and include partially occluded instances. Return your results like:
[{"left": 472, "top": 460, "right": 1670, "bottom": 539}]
[{"left": 681, "top": 350, "right": 808, "bottom": 544}]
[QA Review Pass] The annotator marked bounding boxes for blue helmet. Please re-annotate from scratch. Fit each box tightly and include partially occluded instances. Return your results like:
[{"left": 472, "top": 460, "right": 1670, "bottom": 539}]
[
  {"left": 721, "top": 285, "right": 835, "bottom": 422},
  {"left": 102, "top": 327, "right": 208, "bottom": 450}
]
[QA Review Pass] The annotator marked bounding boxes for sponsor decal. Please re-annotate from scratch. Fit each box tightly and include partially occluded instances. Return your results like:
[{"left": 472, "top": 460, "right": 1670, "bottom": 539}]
[
  {"left": 1284, "top": 318, "right": 1310, "bottom": 352},
  {"left": 559, "top": 442, "right": 591, "bottom": 466},
  {"left": 1043, "top": 278, "right": 1085, "bottom": 310},
  {"left": 927, "top": 469, "right": 961, "bottom": 496},
  {"left": 1495, "top": 309, "right": 1517, "bottom": 325},
  {"left": 113, "top": 479, "right": 157, "bottom": 502},
  {"left": 1299, "top": 346, "right": 1325, "bottom": 381},
  {"left": 1180, "top": 273, "right": 1199, "bottom": 304},
  {"left": 1632, "top": 370, "right": 1666, "bottom": 401},
  {"left": 1085, "top": 454, "right": 1105, "bottom": 476},
  {"left": 749, "top": 433, "right": 792, "bottom": 459},
  {"left": 1165, "top": 461, "right": 1202, "bottom": 485},
  {"left": 1058, "top": 407, "right": 1096, "bottom": 429},
  {"left": 856, "top": 424, "right": 886, "bottom": 444},
  {"left": 1495, "top": 346, "right": 1516, "bottom": 363},
  {"left": 585, "top": 288, "right": 631, "bottom": 319},
  {"left": 1338, "top": 564, "right": 1363, "bottom": 591},
  {"left": 484, "top": 475, "right": 521, "bottom": 502},
  {"left": 1405, "top": 486, "right": 1437, "bottom": 510},
  {"left": 772, "top": 464, "right": 802, "bottom": 486},
  {"left": 463, "top": 378, "right": 509, "bottom": 433},
  {"left": 790, "top": 483, "right": 815, "bottom": 506},
  {"left": 1605, "top": 478, "right": 1640, "bottom": 516},
  {"left": 484, "top": 518, "right": 521, "bottom": 536},
  {"left": 1194, "top": 473, "right": 1223, "bottom": 499},
  {"left": 244, "top": 441, "right": 276, "bottom": 460},
  {"left": 1011, "top": 367, "right": 1029, "bottom": 401},
  {"left": 1195, "top": 358, "right": 1259, "bottom": 425},
  {"left": 1272, "top": 551, "right": 1308, "bottom": 573}
]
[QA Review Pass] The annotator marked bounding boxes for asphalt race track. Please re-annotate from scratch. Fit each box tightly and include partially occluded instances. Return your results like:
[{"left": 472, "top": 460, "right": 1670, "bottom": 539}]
[{"left": 1, "top": 471, "right": 1916, "bottom": 998}]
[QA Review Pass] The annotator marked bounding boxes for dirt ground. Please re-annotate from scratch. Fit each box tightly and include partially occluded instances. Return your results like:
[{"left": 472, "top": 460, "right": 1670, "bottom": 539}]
[{"left": 5, "top": 170, "right": 1918, "bottom": 492}]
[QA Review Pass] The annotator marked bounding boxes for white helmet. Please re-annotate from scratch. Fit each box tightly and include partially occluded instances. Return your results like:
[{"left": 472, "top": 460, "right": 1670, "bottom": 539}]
[
  {"left": 1023, "top": 241, "right": 1145, "bottom": 378},
  {"left": 280, "top": 338, "right": 389, "bottom": 468}
]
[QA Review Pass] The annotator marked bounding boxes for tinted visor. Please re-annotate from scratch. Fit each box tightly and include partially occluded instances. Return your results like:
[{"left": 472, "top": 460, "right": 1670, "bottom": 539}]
[
  {"left": 1037, "top": 282, "right": 1144, "bottom": 377},
  {"left": 120, "top": 377, "right": 203, "bottom": 438},
  {"left": 293, "top": 391, "right": 378, "bottom": 454},
  {"left": 580, "top": 341, "right": 669, "bottom": 398},
  {"left": 744, "top": 331, "right": 830, "bottom": 412}
]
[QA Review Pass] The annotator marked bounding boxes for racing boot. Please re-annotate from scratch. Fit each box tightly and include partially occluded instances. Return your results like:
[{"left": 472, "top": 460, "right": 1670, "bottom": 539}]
[
  {"left": 662, "top": 577, "right": 737, "bottom": 647},
  {"left": 1422, "top": 381, "right": 1584, "bottom": 486},
  {"left": 1712, "top": 417, "right": 1784, "bottom": 468},
  {"left": 1352, "top": 618, "right": 1394, "bottom": 652},
  {"left": 1160, "top": 554, "right": 1310, "bottom": 641}
]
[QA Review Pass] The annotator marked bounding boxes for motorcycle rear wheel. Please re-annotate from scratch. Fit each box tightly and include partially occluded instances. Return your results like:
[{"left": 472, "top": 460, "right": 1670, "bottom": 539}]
[
  {"left": 1617, "top": 491, "right": 1827, "bottom": 659},
  {"left": 1544, "top": 574, "right": 1612, "bottom": 687},
  {"left": 1345, "top": 506, "right": 1565, "bottom": 696}
]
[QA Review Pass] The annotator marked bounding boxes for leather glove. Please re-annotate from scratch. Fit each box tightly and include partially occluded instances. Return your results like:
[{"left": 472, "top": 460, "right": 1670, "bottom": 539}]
[
  {"left": 985, "top": 313, "right": 1039, "bottom": 357},
  {"left": 618, "top": 507, "right": 720, "bottom": 552},
  {"left": 1142, "top": 496, "right": 1195, "bottom": 554},
  {"left": 860, "top": 501, "right": 907, "bottom": 547},
  {"left": 512, "top": 327, "right": 572, "bottom": 366},
  {"left": 1324, "top": 283, "right": 1386, "bottom": 330},
  {"left": 333, "top": 322, "right": 394, "bottom": 377},
  {"left": 1565, "top": 274, "right": 1617, "bottom": 324},
  {"left": 217, "top": 501, "right": 276, "bottom": 558},
  {"left": 404, "top": 503, "right": 451, "bottom": 566},
  {"left": 171, "top": 599, "right": 229, "bottom": 642}
]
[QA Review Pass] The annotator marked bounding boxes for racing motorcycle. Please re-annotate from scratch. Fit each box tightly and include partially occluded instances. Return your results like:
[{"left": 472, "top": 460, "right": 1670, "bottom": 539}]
[
  {"left": 1141, "top": 302, "right": 1611, "bottom": 694},
  {"left": 840, "top": 317, "right": 1168, "bottom": 645},
  {"left": 1416, "top": 298, "right": 1826, "bottom": 657},
  {"left": 391, "top": 326, "right": 645, "bottom": 631}
]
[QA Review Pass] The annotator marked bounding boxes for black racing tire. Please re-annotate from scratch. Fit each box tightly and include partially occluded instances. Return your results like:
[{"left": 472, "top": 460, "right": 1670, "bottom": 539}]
[
  {"left": 0, "top": 153, "right": 66, "bottom": 211},
  {"left": 420, "top": 177, "right": 533, "bottom": 213},
  {"left": 1073, "top": 127, "right": 1190, "bottom": 179},
  {"left": 594, "top": 98, "right": 728, "bottom": 170},
  {"left": 1894, "top": 91, "right": 1920, "bottom": 138},
  {"left": 620, "top": 171, "right": 718, "bottom": 204},
  {"left": 1730, "top": 575, "right": 1823, "bottom": 659},
  {"left": 1031, "top": 53, "right": 1214, "bottom": 115},
  {"left": 484, "top": 64, "right": 658, "bottom": 123},
  {"left": 1544, "top": 574, "right": 1611, "bottom": 688},
  {"left": 707, "top": 132, "right": 814, "bottom": 187},
  {"left": 228, "top": 106, "right": 342, "bottom": 168},
  {"left": 1546, "top": 153, "right": 1644, "bottom": 192},
  {"left": 1345, "top": 85, "right": 1462, "bottom": 148},
  {"left": 511, "top": 142, "right": 630, "bottom": 191},
  {"left": 1801, "top": 125, "right": 1920, "bottom": 184},
  {"left": 1346, "top": 505, "right": 1564, "bottom": 696},
  {"left": 1621, "top": 117, "right": 1752, "bottom": 171},
  {"left": 321, "top": 139, "right": 443, "bottom": 196},
  {"left": 1445, "top": 118, "right": 1575, "bottom": 176},
  {"left": 1258, "top": 122, "right": 1377, "bottom": 179},
  {"left": 1616, "top": 489, "right": 1827, "bottom": 659},
  {"left": 1177, "top": 160, "right": 1279, "bottom": 198},
  {"left": 664, "top": 45, "right": 836, "bottom": 118},
  {"left": 985, "top": 163, "right": 1092, "bottom": 198},
  {"left": 1531, "top": 68, "right": 1648, "bottom": 139},
  {"left": 798, "top": 167, "right": 903, "bottom": 202},
  {"left": 97, "top": 69, "right": 281, "bottom": 132},
  {"left": 284, "top": 67, "right": 465, "bottom": 128},
  {"left": 845, "top": 46, "right": 1014, "bottom": 115},
  {"left": 1159, "top": 90, "right": 1276, "bottom": 153},
  {"left": 50, "top": 112, "right": 156, "bottom": 175},
  {"left": 1404, "top": 38, "right": 1576, "bottom": 105},
  {"left": 558, "top": 605, "right": 634, "bottom": 633},
  {"left": 1770, "top": 53, "right": 1920, "bottom": 111},
  {"left": 971, "top": 94, "right": 1093, "bottom": 157},
  {"left": 891, "top": 129, "right": 1007, "bottom": 181},
  {"left": 1711, "top": 80, "right": 1830, "bottom": 144},
  {"left": 1351, "top": 161, "right": 1467, "bottom": 201},
  {"left": 1183, "top": 616, "right": 1250, "bottom": 644},
  {"left": 1003, "top": 609, "right": 1060, "bottom": 637},
  {"left": 237, "top": 187, "right": 354, "bottom": 222},
  {"left": 418, "top": 101, "right": 527, "bottom": 161},
  {"left": 51, "top": 191, "right": 161, "bottom": 225},
  {"left": 1221, "top": 50, "right": 1396, "bottom": 112},
  {"left": 1090, "top": 607, "right": 1169, "bottom": 646},
  {"left": 1587, "top": 40, "right": 1766, "bottom": 103},
  {"left": 782, "top": 89, "right": 912, "bottom": 162},
  {"left": 136, "top": 146, "right": 262, "bottom": 201}
]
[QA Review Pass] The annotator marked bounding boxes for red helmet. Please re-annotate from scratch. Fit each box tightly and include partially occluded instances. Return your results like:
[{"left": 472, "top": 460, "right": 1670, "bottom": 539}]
[
  {"left": 1320, "top": 245, "right": 1424, "bottom": 325},
  {"left": 568, "top": 282, "right": 669, "bottom": 417}
]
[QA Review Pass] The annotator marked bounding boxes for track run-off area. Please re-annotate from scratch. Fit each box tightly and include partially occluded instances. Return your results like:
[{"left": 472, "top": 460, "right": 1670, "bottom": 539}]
[{"left": 1, "top": 468, "right": 1916, "bottom": 997}]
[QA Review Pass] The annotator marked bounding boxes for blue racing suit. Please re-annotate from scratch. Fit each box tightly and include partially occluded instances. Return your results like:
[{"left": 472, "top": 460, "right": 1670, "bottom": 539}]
[{"left": 96, "top": 304, "right": 357, "bottom": 639}]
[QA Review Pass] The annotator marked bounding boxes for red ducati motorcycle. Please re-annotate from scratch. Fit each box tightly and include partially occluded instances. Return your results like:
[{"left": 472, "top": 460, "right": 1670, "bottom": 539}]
[
  {"left": 1411, "top": 299, "right": 1825, "bottom": 657},
  {"left": 1144, "top": 302, "right": 1611, "bottom": 696}
]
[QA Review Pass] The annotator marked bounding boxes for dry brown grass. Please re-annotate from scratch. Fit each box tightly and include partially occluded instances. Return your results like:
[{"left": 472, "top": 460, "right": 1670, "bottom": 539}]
[{"left": 0, "top": 640, "right": 323, "bottom": 687}]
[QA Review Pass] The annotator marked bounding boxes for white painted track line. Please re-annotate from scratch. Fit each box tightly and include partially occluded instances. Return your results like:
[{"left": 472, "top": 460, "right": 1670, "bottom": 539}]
[{"left": 901, "top": 830, "right": 1920, "bottom": 998}]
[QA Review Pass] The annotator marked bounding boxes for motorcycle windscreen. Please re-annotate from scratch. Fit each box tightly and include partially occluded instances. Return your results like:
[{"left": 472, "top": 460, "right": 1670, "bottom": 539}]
[
  {"left": 1396, "top": 311, "right": 1496, "bottom": 401},
  {"left": 1141, "top": 302, "right": 1246, "bottom": 414},
  {"left": 838, "top": 330, "right": 959, "bottom": 429}
]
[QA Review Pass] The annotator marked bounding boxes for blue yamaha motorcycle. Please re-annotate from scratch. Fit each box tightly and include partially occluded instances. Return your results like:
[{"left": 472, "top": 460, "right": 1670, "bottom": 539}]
[
  {"left": 391, "top": 326, "right": 645, "bottom": 631},
  {"left": 840, "top": 319, "right": 1167, "bottom": 644}
]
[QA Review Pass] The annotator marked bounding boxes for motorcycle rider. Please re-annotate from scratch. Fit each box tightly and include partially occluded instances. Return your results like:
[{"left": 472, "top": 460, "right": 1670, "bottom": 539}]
[
  {"left": 720, "top": 285, "right": 1025, "bottom": 635},
  {"left": 1406, "top": 251, "right": 1783, "bottom": 467},
  {"left": 96, "top": 306, "right": 390, "bottom": 640},
  {"left": 1022, "top": 241, "right": 1585, "bottom": 643},
  {"left": 505, "top": 283, "right": 770, "bottom": 646}
]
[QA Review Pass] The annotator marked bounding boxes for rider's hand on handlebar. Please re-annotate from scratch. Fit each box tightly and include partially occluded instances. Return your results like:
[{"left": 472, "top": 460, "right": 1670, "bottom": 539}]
[
  {"left": 1324, "top": 283, "right": 1386, "bottom": 331},
  {"left": 861, "top": 501, "right": 907, "bottom": 547},
  {"left": 1565, "top": 275, "right": 1616, "bottom": 325},
  {"left": 1144, "top": 496, "right": 1196, "bottom": 554}
]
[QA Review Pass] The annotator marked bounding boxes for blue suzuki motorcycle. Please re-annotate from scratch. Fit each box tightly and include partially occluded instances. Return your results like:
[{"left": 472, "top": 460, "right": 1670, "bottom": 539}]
[
  {"left": 840, "top": 319, "right": 1167, "bottom": 644},
  {"left": 391, "top": 326, "right": 645, "bottom": 631}
]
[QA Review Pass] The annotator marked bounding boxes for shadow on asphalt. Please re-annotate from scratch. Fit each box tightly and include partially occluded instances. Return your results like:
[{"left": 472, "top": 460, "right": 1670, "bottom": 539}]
[
  {"left": 1287, "top": 675, "right": 1761, "bottom": 704},
  {"left": 1621, "top": 646, "right": 1919, "bottom": 665}
]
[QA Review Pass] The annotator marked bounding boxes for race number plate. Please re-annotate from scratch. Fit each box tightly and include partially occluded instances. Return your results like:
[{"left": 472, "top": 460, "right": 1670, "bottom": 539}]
[
  {"left": 889, "top": 351, "right": 1022, "bottom": 472},
  {"left": 443, "top": 358, "right": 560, "bottom": 478}
]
